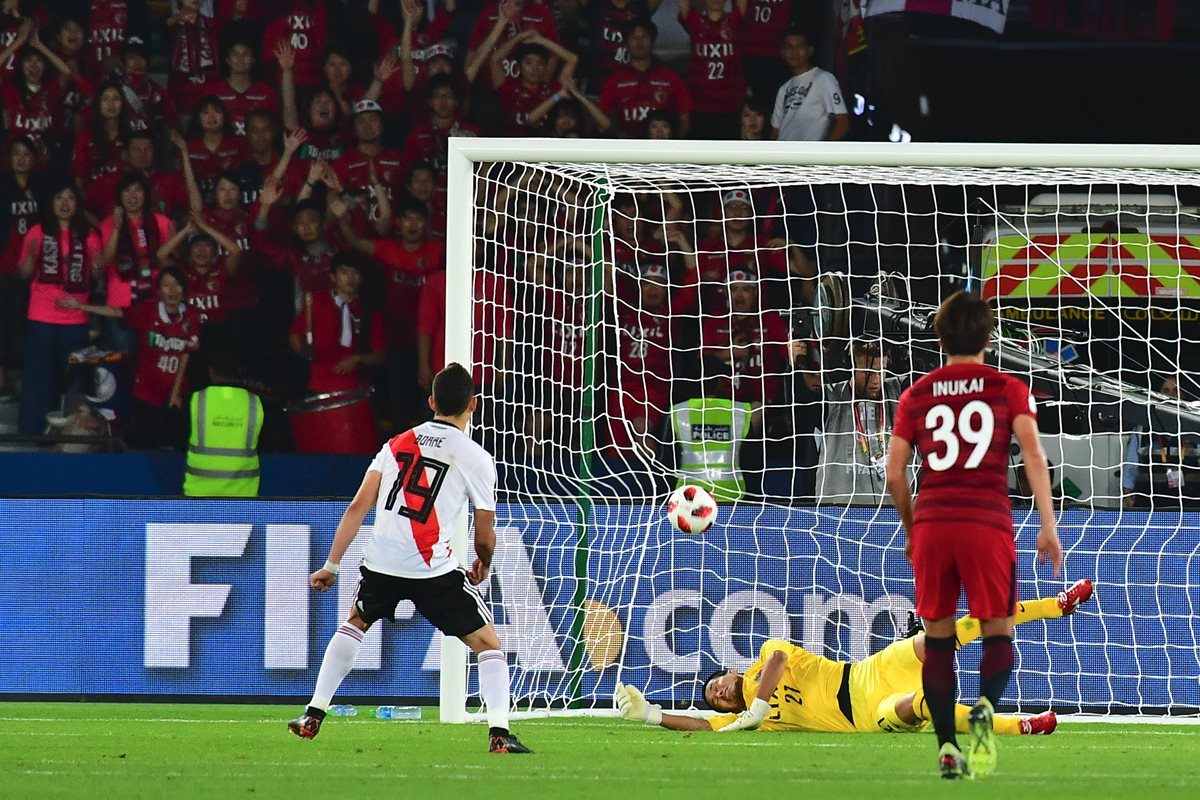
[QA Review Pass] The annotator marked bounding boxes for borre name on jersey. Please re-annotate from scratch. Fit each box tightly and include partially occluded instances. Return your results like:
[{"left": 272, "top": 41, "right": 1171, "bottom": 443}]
[{"left": 363, "top": 420, "right": 497, "bottom": 579}]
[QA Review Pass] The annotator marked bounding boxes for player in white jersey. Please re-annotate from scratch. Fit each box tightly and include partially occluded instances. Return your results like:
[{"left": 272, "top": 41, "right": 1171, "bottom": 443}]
[{"left": 288, "top": 363, "right": 532, "bottom": 754}]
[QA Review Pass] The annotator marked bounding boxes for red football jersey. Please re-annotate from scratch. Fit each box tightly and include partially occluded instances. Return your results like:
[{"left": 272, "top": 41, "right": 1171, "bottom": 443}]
[
  {"left": 125, "top": 300, "right": 202, "bottom": 406},
  {"left": 183, "top": 265, "right": 230, "bottom": 325},
  {"left": 680, "top": 9, "right": 746, "bottom": 114},
  {"left": 700, "top": 310, "right": 788, "bottom": 404},
  {"left": 497, "top": 80, "right": 557, "bottom": 136},
  {"left": 85, "top": 0, "right": 129, "bottom": 77},
  {"left": 599, "top": 63, "right": 694, "bottom": 138},
  {"left": 468, "top": 2, "right": 560, "bottom": 84},
  {"left": 893, "top": 362, "right": 1037, "bottom": 531},
  {"left": 204, "top": 79, "right": 280, "bottom": 137},
  {"left": 741, "top": 0, "right": 793, "bottom": 57},
  {"left": 262, "top": 3, "right": 329, "bottom": 87},
  {"left": 374, "top": 238, "right": 446, "bottom": 348},
  {"left": 586, "top": 0, "right": 649, "bottom": 87}
]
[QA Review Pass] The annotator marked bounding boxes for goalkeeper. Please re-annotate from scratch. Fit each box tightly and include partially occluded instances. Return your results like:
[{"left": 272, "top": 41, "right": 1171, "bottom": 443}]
[{"left": 616, "top": 579, "right": 1091, "bottom": 735}]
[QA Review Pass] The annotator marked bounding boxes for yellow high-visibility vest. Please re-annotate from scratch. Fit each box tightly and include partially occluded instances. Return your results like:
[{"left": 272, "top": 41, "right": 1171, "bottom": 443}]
[{"left": 184, "top": 386, "right": 264, "bottom": 497}]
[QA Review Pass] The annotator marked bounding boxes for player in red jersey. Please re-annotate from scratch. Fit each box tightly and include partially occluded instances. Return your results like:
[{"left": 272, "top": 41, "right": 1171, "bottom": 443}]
[{"left": 886, "top": 291, "right": 1063, "bottom": 779}]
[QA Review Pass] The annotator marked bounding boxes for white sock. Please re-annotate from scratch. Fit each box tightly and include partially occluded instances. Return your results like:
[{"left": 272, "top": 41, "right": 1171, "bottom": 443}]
[
  {"left": 309, "top": 623, "right": 365, "bottom": 710},
  {"left": 478, "top": 649, "right": 511, "bottom": 732}
]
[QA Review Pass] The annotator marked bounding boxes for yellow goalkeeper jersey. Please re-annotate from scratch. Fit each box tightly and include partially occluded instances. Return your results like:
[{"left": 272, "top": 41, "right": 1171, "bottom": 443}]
[{"left": 707, "top": 639, "right": 855, "bottom": 733}]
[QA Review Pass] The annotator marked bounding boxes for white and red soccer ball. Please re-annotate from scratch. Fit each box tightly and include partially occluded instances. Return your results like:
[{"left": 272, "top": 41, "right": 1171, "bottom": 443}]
[{"left": 666, "top": 485, "right": 718, "bottom": 535}]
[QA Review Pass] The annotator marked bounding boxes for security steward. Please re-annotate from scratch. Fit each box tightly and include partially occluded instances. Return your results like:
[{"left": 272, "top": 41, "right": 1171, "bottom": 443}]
[{"left": 183, "top": 350, "right": 265, "bottom": 497}]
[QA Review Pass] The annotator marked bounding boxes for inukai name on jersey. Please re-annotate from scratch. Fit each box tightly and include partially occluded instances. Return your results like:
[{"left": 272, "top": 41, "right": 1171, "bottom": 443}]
[{"left": 932, "top": 377, "right": 985, "bottom": 397}]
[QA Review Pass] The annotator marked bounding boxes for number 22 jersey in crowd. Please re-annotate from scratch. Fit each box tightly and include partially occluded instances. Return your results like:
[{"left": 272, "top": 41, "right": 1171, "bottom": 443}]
[{"left": 363, "top": 420, "right": 497, "bottom": 579}]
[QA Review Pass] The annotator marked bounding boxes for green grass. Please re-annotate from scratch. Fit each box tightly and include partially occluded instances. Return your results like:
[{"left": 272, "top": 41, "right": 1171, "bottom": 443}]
[{"left": 0, "top": 703, "right": 1197, "bottom": 799}]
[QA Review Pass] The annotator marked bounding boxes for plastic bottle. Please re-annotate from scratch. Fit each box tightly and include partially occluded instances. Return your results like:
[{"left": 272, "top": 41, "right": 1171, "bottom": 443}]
[
  {"left": 327, "top": 705, "right": 358, "bottom": 717},
  {"left": 373, "top": 705, "right": 422, "bottom": 720}
]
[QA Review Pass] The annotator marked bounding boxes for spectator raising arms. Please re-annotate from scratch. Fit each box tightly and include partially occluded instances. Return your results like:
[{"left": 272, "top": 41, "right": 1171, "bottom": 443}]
[
  {"left": 489, "top": 30, "right": 578, "bottom": 136},
  {"left": 62, "top": 267, "right": 202, "bottom": 450},
  {"left": 17, "top": 182, "right": 102, "bottom": 435},
  {"left": 677, "top": 0, "right": 747, "bottom": 140},
  {"left": 466, "top": 0, "right": 560, "bottom": 86},
  {"left": 0, "top": 22, "right": 78, "bottom": 156}
]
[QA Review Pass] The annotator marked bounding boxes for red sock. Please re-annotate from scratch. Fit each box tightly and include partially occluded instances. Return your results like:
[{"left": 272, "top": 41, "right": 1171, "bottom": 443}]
[
  {"left": 922, "top": 634, "right": 958, "bottom": 748},
  {"left": 979, "top": 635, "right": 1014, "bottom": 709}
]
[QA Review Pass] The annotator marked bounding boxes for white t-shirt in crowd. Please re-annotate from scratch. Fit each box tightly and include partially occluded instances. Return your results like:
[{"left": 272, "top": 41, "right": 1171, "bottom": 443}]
[
  {"left": 771, "top": 67, "right": 847, "bottom": 142},
  {"left": 362, "top": 420, "right": 497, "bottom": 579}
]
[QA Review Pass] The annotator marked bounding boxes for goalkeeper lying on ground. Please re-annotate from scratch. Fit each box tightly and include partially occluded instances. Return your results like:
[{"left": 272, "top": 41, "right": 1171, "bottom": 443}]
[{"left": 616, "top": 579, "right": 1092, "bottom": 735}]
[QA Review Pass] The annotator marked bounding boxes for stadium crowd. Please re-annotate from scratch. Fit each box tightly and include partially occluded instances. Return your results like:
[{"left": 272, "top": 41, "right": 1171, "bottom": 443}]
[{"left": 0, "top": 0, "right": 846, "bottom": 464}]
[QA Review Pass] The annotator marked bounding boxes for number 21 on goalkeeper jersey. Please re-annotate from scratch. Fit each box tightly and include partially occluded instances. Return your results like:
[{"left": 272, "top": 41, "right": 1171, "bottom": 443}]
[
  {"left": 892, "top": 362, "right": 1036, "bottom": 531},
  {"left": 361, "top": 420, "right": 498, "bottom": 580}
]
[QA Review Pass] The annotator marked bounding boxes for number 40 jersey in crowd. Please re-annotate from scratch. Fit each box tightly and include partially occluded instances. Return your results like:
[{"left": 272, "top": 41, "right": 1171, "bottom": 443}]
[{"left": 362, "top": 420, "right": 498, "bottom": 579}]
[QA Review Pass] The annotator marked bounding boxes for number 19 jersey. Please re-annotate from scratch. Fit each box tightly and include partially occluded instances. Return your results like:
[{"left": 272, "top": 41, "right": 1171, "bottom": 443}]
[
  {"left": 363, "top": 420, "right": 497, "bottom": 579},
  {"left": 892, "top": 362, "right": 1036, "bottom": 532}
]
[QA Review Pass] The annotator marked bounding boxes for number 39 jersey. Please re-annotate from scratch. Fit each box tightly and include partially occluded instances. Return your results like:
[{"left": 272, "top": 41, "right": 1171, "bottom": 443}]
[
  {"left": 892, "top": 362, "right": 1036, "bottom": 532},
  {"left": 362, "top": 420, "right": 497, "bottom": 579}
]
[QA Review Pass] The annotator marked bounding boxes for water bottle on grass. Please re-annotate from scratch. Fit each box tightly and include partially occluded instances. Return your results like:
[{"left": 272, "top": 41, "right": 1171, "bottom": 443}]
[
  {"left": 327, "top": 705, "right": 357, "bottom": 717},
  {"left": 373, "top": 706, "right": 422, "bottom": 720}
]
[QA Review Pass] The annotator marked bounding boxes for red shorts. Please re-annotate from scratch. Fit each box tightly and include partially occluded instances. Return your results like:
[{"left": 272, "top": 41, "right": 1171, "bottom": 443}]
[{"left": 911, "top": 521, "right": 1017, "bottom": 620}]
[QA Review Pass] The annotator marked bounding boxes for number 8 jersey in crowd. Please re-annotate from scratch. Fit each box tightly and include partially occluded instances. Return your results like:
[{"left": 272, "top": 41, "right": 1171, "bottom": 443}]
[
  {"left": 363, "top": 420, "right": 497, "bottom": 579},
  {"left": 892, "top": 362, "right": 1036, "bottom": 533}
]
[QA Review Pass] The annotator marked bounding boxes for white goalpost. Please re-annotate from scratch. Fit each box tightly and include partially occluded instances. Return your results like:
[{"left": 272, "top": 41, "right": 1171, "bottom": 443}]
[{"left": 440, "top": 139, "right": 1200, "bottom": 724}]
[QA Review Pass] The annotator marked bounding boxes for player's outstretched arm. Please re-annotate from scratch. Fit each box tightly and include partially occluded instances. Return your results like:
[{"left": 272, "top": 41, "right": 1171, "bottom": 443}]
[
  {"left": 1013, "top": 415, "right": 1063, "bottom": 577},
  {"left": 615, "top": 683, "right": 711, "bottom": 731},
  {"left": 311, "top": 470, "right": 382, "bottom": 591}
]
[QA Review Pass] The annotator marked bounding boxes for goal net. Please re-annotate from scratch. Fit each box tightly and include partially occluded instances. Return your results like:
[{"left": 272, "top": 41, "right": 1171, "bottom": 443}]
[{"left": 442, "top": 141, "right": 1200, "bottom": 722}]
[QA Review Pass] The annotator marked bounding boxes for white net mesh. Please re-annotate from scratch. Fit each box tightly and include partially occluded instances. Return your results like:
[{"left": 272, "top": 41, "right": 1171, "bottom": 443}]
[{"left": 459, "top": 159, "right": 1200, "bottom": 719}]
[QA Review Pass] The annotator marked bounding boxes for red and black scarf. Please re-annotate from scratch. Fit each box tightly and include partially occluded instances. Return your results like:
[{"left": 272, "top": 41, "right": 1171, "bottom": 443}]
[
  {"left": 171, "top": 12, "right": 216, "bottom": 77},
  {"left": 38, "top": 228, "right": 89, "bottom": 293},
  {"left": 114, "top": 213, "right": 161, "bottom": 299}
]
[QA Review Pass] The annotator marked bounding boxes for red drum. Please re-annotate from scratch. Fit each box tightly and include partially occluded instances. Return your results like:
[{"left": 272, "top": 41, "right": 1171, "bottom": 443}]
[{"left": 287, "top": 388, "right": 378, "bottom": 454}]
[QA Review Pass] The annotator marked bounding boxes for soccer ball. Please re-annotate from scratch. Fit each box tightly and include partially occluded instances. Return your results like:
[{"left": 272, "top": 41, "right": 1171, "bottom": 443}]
[{"left": 666, "top": 485, "right": 718, "bottom": 535}]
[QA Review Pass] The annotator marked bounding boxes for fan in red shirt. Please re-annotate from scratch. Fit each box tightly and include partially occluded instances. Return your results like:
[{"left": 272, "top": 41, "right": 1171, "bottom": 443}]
[
  {"left": 86, "top": 132, "right": 190, "bottom": 220},
  {"left": 598, "top": 18, "right": 693, "bottom": 138},
  {"left": 466, "top": 0, "right": 561, "bottom": 86},
  {"left": 117, "top": 38, "right": 178, "bottom": 131},
  {"left": 1, "top": 28, "right": 77, "bottom": 155},
  {"left": 167, "top": 0, "right": 220, "bottom": 112},
  {"left": 71, "top": 84, "right": 133, "bottom": 189},
  {"left": 156, "top": 214, "right": 243, "bottom": 328},
  {"left": 376, "top": 0, "right": 458, "bottom": 113},
  {"left": 333, "top": 100, "right": 406, "bottom": 221},
  {"left": 488, "top": 32, "right": 578, "bottom": 136},
  {"left": 678, "top": 0, "right": 746, "bottom": 139},
  {"left": 262, "top": 0, "right": 328, "bottom": 88},
  {"left": 288, "top": 251, "right": 386, "bottom": 395},
  {"left": 416, "top": 265, "right": 511, "bottom": 395},
  {"left": 584, "top": 0, "right": 658, "bottom": 91},
  {"left": 401, "top": 76, "right": 480, "bottom": 220},
  {"left": 84, "top": 0, "right": 134, "bottom": 79},
  {"left": 277, "top": 43, "right": 349, "bottom": 165},
  {"left": 885, "top": 291, "right": 1063, "bottom": 779},
  {"left": 694, "top": 189, "right": 791, "bottom": 313},
  {"left": 65, "top": 268, "right": 202, "bottom": 450},
  {"left": 699, "top": 269, "right": 788, "bottom": 406},
  {"left": 204, "top": 39, "right": 280, "bottom": 137},
  {"left": 604, "top": 262, "right": 683, "bottom": 454},
  {"left": 187, "top": 97, "right": 250, "bottom": 206},
  {"left": 348, "top": 197, "right": 444, "bottom": 352},
  {"left": 741, "top": 0, "right": 793, "bottom": 102},
  {"left": 253, "top": 176, "right": 344, "bottom": 298}
]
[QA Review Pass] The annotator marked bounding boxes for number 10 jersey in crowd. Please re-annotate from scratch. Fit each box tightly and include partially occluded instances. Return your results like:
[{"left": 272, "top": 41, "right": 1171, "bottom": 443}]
[{"left": 363, "top": 420, "right": 497, "bottom": 579}]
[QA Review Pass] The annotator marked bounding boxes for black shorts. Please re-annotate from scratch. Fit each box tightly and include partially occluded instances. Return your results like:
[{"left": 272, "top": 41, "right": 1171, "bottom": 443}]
[{"left": 353, "top": 565, "right": 492, "bottom": 637}]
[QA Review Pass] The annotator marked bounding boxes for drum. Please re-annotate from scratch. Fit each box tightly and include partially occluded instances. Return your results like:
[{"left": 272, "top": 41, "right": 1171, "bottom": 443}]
[{"left": 286, "top": 388, "right": 378, "bottom": 454}]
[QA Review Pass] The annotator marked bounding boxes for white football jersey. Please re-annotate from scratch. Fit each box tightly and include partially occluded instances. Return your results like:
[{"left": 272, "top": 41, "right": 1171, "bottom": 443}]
[{"left": 361, "top": 420, "right": 497, "bottom": 579}]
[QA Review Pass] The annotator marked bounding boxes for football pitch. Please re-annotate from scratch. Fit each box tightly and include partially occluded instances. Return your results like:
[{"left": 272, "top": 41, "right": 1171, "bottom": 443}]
[{"left": 2, "top": 704, "right": 1198, "bottom": 799}]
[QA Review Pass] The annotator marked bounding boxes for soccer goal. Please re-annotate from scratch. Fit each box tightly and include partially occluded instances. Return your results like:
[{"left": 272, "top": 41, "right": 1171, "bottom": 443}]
[{"left": 440, "top": 140, "right": 1200, "bottom": 723}]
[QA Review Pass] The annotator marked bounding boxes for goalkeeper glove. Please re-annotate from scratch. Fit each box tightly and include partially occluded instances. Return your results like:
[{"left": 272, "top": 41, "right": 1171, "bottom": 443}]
[
  {"left": 717, "top": 698, "right": 771, "bottom": 732},
  {"left": 615, "top": 681, "right": 663, "bottom": 726}
]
